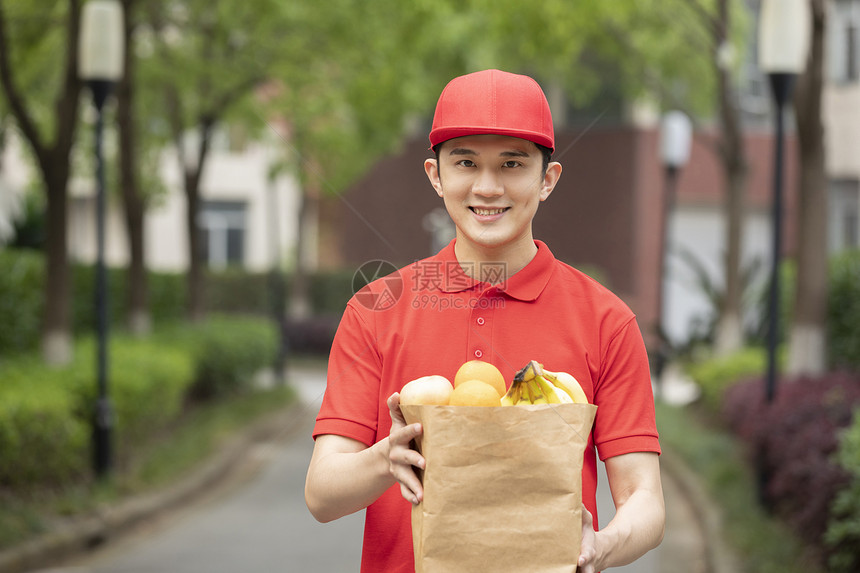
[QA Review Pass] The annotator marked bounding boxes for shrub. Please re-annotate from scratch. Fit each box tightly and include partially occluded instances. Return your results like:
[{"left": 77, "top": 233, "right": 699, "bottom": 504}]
[
  {"left": 826, "top": 409, "right": 860, "bottom": 573},
  {"left": 166, "top": 315, "right": 277, "bottom": 401},
  {"left": 0, "top": 316, "right": 278, "bottom": 489},
  {"left": 722, "top": 372, "right": 860, "bottom": 564},
  {"left": 684, "top": 347, "right": 773, "bottom": 412},
  {"left": 205, "top": 269, "right": 271, "bottom": 316},
  {"left": 0, "top": 361, "right": 89, "bottom": 487},
  {"left": 0, "top": 248, "right": 354, "bottom": 357},
  {"left": 68, "top": 336, "right": 195, "bottom": 459},
  {"left": 828, "top": 250, "right": 860, "bottom": 372},
  {"left": 72, "top": 267, "right": 187, "bottom": 333},
  {"left": 310, "top": 269, "right": 357, "bottom": 315},
  {"left": 0, "top": 334, "right": 196, "bottom": 486},
  {"left": 147, "top": 271, "right": 186, "bottom": 323},
  {"left": 0, "top": 250, "right": 44, "bottom": 356}
]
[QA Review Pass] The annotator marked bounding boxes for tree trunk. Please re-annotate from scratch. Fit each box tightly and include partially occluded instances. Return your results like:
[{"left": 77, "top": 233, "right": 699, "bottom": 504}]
[
  {"left": 0, "top": 0, "right": 86, "bottom": 365},
  {"left": 183, "top": 120, "right": 214, "bottom": 322},
  {"left": 185, "top": 168, "right": 205, "bottom": 322},
  {"left": 789, "top": 0, "right": 828, "bottom": 376},
  {"left": 42, "top": 163, "right": 73, "bottom": 364},
  {"left": 117, "top": 0, "right": 150, "bottom": 335},
  {"left": 713, "top": 0, "right": 748, "bottom": 356}
]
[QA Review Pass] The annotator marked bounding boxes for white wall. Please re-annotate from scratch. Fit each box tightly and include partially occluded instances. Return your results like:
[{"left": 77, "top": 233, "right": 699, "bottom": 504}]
[
  {"left": 825, "top": 84, "right": 860, "bottom": 178},
  {"left": 61, "top": 136, "right": 298, "bottom": 272},
  {"left": 663, "top": 205, "right": 771, "bottom": 346},
  {"left": 0, "top": 130, "right": 33, "bottom": 243},
  {"left": 150, "top": 141, "right": 302, "bottom": 273}
]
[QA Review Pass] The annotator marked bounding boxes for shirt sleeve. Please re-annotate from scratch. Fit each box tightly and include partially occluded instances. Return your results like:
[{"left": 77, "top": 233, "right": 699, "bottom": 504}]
[
  {"left": 592, "top": 316, "right": 661, "bottom": 461},
  {"left": 313, "top": 301, "right": 384, "bottom": 447}
]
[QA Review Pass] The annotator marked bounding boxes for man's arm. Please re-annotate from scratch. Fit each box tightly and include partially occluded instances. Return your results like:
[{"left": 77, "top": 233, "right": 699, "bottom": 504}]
[
  {"left": 304, "top": 433, "right": 393, "bottom": 523},
  {"left": 304, "top": 393, "right": 425, "bottom": 522},
  {"left": 578, "top": 452, "right": 665, "bottom": 572}
]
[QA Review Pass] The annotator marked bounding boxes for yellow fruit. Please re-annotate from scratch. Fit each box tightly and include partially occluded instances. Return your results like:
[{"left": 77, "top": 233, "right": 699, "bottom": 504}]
[
  {"left": 399, "top": 375, "right": 454, "bottom": 406},
  {"left": 454, "top": 360, "right": 507, "bottom": 398},
  {"left": 543, "top": 368, "right": 589, "bottom": 404},
  {"left": 448, "top": 379, "right": 502, "bottom": 407}
]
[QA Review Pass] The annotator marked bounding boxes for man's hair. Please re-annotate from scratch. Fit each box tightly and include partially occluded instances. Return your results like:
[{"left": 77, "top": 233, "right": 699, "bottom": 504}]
[{"left": 432, "top": 142, "right": 553, "bottom": 178}]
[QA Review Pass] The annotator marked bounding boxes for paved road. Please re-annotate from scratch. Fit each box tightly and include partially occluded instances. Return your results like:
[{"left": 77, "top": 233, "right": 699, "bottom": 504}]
[
  {"left": 37, "top": 364, "right": 704, "bottom": 573},
  {"left": 43, "top": 365, "right": 364, "bottom": 573}
]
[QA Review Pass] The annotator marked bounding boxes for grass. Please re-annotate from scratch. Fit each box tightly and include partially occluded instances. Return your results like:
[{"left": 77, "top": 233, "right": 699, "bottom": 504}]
[
  {"left": 656, "top": 401, "right": 824, "bottom": 573},
  {"left": 0, "top": 383, "right": 297, "bottom": 551}
]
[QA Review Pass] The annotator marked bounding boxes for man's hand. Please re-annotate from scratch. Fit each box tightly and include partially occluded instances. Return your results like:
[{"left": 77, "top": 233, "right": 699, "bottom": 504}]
[
  {"left": 386, "top": 392, "right": 426, "bottom": 505},
  {"left": 577, "top": 504, "right": 598, "bottom": 572},
  {"left": 576, "top": 453, "right": 665, "bottom": 571}
]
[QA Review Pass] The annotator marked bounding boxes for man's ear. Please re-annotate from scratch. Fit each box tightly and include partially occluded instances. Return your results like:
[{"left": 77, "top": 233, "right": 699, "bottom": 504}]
[
  {"left": 539, "top": 162, "right": 562, "bottom": 201},
  {"left": 425, "top": 158, "right": 443, "bottom": 197}
]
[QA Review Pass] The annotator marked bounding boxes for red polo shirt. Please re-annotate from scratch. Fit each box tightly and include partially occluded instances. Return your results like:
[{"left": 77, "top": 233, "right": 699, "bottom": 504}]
[{"left": 314, "top": 239, "right": 660, "bottom": 573}]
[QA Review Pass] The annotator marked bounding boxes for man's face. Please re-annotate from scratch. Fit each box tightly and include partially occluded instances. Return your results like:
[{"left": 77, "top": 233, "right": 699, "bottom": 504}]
[{"left": 424, "top": 134, "right": 560, "bottom": 253}]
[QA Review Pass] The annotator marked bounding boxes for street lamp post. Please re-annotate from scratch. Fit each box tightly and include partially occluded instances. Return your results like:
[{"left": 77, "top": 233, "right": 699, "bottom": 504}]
[
  {"left": 78, "top": 0, "right": 125, "bottom": 478},
  {"left": 758, "top": 0, "right": 810, "bottom": 405},
  {"left": 655, "top": 111, "right": 692, "bottom": 396}
]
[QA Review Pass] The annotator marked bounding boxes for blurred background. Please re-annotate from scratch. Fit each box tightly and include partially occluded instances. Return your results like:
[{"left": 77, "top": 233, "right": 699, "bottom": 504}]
[{"left": 0, "top": 1, "right": 859, "bottom": 572}]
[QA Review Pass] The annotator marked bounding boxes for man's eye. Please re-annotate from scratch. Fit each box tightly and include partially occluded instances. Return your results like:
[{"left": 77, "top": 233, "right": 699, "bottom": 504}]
[
  {"left": 503, "top": 160, "right": 522, "bottom": 168},
  {"left": 457, "top": 160, "right": 475, "bottom": 167}
]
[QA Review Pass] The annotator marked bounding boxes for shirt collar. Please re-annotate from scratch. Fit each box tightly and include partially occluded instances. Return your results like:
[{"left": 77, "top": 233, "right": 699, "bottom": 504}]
[{"left": 425, "top": 239, "right": 555, "bottom": 301}]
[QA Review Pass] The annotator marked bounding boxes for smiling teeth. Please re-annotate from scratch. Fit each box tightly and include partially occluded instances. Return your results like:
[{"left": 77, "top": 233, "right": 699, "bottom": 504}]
[{"left": 473, "top": 208, "right": 506, "bottom": 216}]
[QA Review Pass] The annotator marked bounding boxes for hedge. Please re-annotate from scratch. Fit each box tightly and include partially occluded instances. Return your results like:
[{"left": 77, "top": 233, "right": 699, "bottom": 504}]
[
  {"left": 828, "top": 250, "right": 860, "bottom": 372},
  {"left": 0, "top": 248, "right": 355, "bottom": 358},
  {"left": 684, "top": 347, "right": 772, "bottom": 412},
  {"left": 0, "top": 250, "right": 43, "bottom": 355},
  {"left": 0, "top": 360, "right": 89, "bottom": 487},
  {"left": 0, "top": 316, "right": 276, "bottom": 489},
  {"left": 68, "top": 337, "right": 195, "bottom": 458},
  {"left": 160, "top": 315, "right": 278, "bottom": 401},
  {"left": 826, "top": 409, "right": 860, "bottom": 573},
  {"left": 722, "top": 372, "right": 860, "bottom": 569}
]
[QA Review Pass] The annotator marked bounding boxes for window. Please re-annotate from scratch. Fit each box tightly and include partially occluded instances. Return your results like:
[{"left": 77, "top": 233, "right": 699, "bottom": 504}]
[
  {"left": 830, "top": 179, "right": 860, "bottom": 251},
  {"left": 831, "top": 0, "right": 860, "bottom": 83},
  {"left": 199, "top": 200, "right": 247, "bottom": 268}
]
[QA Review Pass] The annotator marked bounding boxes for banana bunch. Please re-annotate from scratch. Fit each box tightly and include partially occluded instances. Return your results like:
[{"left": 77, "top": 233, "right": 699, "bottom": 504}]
[{"left": 501, "top": 360, "right": 589, "bottom": 406}]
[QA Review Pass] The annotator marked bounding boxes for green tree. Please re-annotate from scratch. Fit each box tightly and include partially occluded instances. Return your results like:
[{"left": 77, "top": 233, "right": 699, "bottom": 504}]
[
  {"left": 579, "top": 0, "right": 749, "bottom": 356},
  {"left": 141, "top": 0, "right": 287, "bottom": 321},
  {"left": 0, "top": 0, "right": 83, "bottom": 364},
  {"left": 259, "top": 0, "right": 468, "bottom": 317},
  {"left": 467, "top": 0, "right": 748, "bottom": 356}
]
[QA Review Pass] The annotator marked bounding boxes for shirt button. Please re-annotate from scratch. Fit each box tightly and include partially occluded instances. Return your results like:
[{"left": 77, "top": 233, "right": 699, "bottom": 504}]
[
  {"left": 474, "top": 349, "right": 483, "bottom": 358},
  {"left": 476, "top": 317, "right": 485, "bottom": 325}
]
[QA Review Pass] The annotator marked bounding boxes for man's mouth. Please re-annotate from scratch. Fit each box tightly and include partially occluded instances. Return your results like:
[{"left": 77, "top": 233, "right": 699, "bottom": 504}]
[{"left": 470, "top": 207, "right": 509, "bottom": 216}]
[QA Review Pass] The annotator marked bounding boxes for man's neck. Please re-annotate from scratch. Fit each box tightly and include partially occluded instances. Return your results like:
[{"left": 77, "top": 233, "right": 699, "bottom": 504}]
[{"left": 452, "top": 237, "right": 538, "bottom": 285}]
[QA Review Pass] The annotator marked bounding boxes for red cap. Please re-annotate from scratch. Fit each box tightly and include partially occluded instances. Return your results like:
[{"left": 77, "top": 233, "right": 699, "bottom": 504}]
[{"left": 429, "top": 69, "right": 554, "bottom": 153}]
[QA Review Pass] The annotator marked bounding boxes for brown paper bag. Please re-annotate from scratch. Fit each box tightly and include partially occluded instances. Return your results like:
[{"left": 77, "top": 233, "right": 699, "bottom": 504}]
[{"left": 401, "top": 403, "right": 597, "bottom": 573}]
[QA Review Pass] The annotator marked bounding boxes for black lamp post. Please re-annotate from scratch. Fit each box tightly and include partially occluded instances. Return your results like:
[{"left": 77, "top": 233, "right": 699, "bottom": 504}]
[
  {"left": 655, "top": 111, "right": 692, "bottom": 396},
  {"left": 758, "top": 0, "right": 810, "bottom": 404},
  {"left": 78, "top": 0, "right": 125, "bottom": 478}
]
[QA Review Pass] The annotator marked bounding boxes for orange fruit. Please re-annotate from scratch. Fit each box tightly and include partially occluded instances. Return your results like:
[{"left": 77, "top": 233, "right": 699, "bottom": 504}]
[
  {"left": 454, "top": 360, "right": 506, "bottom": 398},
  {"left": 448, "top": 380, "right": 502, "bottom": 407}
]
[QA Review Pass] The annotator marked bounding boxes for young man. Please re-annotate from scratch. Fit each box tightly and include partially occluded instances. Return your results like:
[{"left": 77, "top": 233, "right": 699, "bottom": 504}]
[{"left": 306, "top": 69, "right": 664, "bottom": 573}]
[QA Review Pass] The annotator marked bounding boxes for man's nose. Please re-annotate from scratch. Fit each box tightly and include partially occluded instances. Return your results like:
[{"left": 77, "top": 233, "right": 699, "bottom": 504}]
[{"left": 472, "top": 169, "right": 504, "bottom": 197}]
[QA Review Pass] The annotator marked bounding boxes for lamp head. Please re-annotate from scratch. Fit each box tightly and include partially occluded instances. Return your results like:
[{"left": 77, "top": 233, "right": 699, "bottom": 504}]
[
  {"left": 758, "top": 0, "right": 810, "bottom": 74},
  {"left": 660, "top": 111, "right": 692, "bottom": 169},
  {"left": 78, "top": 0, "right": 124, "bottom": 83}
]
